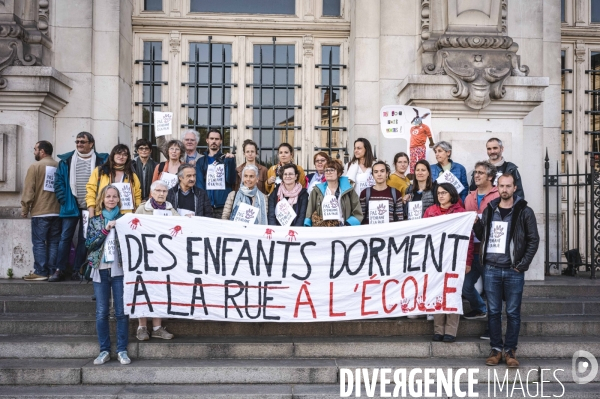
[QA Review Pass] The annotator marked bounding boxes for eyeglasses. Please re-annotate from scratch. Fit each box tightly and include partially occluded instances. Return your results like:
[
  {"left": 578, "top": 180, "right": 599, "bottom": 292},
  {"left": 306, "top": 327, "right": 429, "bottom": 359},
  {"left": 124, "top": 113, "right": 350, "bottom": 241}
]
[
  {"left": 437, "top": 191, "right": 449, "bottom": 196},
  {"left": 324, "top": 168, "right": 336, "bottom": 173},
  {"left": 137, "top": 147, "right": 151, "bottom": 151},
  {"left": 474, "top": 171, "right": 487, "bottom": 175},
  {"left": 75, "top": 140, "right": 89, "bottom": 144},
  {"left": 315, "top": 159, "right": 327, "bottom": 163}
]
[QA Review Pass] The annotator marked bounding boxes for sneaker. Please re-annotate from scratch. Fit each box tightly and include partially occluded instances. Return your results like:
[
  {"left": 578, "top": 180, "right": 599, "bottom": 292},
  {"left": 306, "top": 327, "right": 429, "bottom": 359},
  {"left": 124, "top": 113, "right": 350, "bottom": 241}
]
[
  {"left": 480, "top": 330, "right": 490, "bottom": 340},
  {"left": 427, "top": 315, "right": 434, "bottom": 321},
  {"left": 93, "top": 351, "right": 110, "bottom": 365},
  {"left": 463, "top": 310, "right": 487, "bottom": 320},
  {"left": 23, "top": 272, "right": 48, "bottom": 281},
  {"left": 407, "top": 315, "right": 422, "bottom": 319},
  {"left": 117, "top": 351, "right": 131, "bottom": 365},
  {"left": 432, "top": 334, "right": 443, "bottom": 342},
  {"left": 505, "top": 349, "right": 519, "bottom": 368},
  {"left": 48, "top": 270, "right": 64, "bottom": 282},
  {"left": 136, "top": 326, "right": 150, "bottom": 341},
  {"left": 151, "top": 326, "right": 174, "bottom": 340},
  {"left": 485, "top": 349, "right": 503, "bottom": 366},
  {"left": 442, "top": 334, "right": 456, "bottom": 343}
]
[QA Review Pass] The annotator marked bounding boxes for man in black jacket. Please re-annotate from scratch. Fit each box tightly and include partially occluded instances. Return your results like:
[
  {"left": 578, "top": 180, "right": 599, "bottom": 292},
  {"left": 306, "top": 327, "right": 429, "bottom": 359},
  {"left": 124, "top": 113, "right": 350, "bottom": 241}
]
[
  {"left": 468, "top": 138, "right": 524, "bottom": 199},
  {"left": 166, "top": 164, "right": 212, "bottom": 217},
  {"left": 474, "top": 173, "right": 539, "bottom": 369}
]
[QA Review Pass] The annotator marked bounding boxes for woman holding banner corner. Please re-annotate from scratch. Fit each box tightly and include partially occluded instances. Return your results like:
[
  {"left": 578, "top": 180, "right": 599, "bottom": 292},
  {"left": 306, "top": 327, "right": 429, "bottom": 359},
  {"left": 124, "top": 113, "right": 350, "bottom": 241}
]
[
  {"left": 85, "top": 184, "right": 130, "bottom": 365},
  {"left": 223, "top": 164, "right": 268, "bottom": 224},
  {"left": 268, "top": 163, "right": 308, "bottom": 227},
  {"left": 423, "top": 182, "right": 474, "bottom": 343},
  {"left": 133, "top": 180, "right": 177, "bottom": 341},
  {"left": 86, "top": 144, "right": 142, "bottom": 216},
  {"left": 304, "top": 159, "right": 363, "bottom": 227}
]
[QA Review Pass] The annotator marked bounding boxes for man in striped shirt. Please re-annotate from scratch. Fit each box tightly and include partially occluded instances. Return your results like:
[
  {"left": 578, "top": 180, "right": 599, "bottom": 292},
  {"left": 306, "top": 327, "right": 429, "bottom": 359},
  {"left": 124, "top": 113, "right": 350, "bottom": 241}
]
[{"left": 54, "top": 132, "right": 108, "bottom": 282}]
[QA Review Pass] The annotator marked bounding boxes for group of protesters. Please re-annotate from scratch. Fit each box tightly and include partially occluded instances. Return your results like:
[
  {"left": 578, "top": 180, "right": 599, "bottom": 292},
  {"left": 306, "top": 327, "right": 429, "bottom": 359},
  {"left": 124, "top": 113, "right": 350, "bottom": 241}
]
[{"left": 21, "top": 129, "right": 538, "bottom": 368}]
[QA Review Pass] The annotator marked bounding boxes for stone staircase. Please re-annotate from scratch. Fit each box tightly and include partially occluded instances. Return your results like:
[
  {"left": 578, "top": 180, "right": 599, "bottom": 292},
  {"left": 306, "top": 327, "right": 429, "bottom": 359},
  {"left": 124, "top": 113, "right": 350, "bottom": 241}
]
[{"left": 0, "top": 277, "right": 599, "bottom": 398}]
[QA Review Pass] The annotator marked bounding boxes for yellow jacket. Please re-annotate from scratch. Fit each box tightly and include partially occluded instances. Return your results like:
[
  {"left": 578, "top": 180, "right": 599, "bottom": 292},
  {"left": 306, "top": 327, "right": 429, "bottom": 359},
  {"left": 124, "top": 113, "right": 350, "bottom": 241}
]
[{"left": 86, "top": 166, "right": 142, "bottom": 215}]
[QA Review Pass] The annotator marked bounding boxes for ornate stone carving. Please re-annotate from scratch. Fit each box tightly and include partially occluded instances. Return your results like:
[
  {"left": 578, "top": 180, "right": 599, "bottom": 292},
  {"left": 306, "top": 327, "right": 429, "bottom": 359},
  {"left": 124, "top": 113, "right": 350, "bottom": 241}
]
[
  {"left": 169, "top": 31, "right": 181, "bottom": 54},
  {"left": 303, "top": 35, "right": 314, "bottom": 57},
  {"left": 421, "top": 0, "right": 430, "bottom": 41},
  {"left": 500, "top": 0, "right": 507, "bottom": 34},
  {"left": 424, "top": 35, "right": 529, "bottom": 109},
  {"left": 38, "top": 0, "right": 50, "bottom": 37},
  {"left": 0, "top": 22, "right": 39, "bottom": 89},
  {"left": 575, "top": 40, "right": 585, "bottom": 63}
]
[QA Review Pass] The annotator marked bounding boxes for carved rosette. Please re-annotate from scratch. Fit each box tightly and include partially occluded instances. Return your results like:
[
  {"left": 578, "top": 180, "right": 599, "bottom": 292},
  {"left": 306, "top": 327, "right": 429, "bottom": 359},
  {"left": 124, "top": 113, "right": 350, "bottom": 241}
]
[
  {"left": 0, "top": 23, "right": 39, "bottom": 89},
  {"left": 424, "top": 35, "right": 529, "bottom": 110}
]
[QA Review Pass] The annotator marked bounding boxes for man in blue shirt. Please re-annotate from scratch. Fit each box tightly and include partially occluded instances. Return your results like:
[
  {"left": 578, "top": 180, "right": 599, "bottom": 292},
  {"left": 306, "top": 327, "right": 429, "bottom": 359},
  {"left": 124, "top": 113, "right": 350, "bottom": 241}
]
[{"left": 195, "top": 130, "right": 237, "bottom": 219}]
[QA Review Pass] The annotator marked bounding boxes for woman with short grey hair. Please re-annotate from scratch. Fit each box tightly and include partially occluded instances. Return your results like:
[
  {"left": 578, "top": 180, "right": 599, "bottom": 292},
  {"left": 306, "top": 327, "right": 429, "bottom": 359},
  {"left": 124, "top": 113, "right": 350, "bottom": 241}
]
[
  {"left": 222, "top": 164, "right": 268, "bottom": 224},
  {"left": 429, "top": 141, "right": 469, "bottom": 202}
]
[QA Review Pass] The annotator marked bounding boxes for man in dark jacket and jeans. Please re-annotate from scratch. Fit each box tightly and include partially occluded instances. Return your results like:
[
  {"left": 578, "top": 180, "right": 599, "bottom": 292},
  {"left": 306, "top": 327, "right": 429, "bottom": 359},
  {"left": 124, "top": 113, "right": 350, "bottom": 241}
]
[
  {"left": 195, "top": 130, "right": 236, "bottom": 219},
  {"left": 167, "top": 164, "right": 212, "bottom": 217},
  {"left": 474, "top": 173, "right": 539, "bottom": 368},
  {"left": 54, "top": 132, "right": 108, "bottom": 281}
]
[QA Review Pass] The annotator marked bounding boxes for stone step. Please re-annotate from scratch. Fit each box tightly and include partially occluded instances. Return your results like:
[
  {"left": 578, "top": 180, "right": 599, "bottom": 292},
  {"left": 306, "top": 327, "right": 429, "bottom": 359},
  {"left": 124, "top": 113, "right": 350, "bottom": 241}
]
[
  {"left": 4, "top": 295, "right": 599, "bottom": 317},
  {"left": 0, "top": 357, "right": 597, "bottom": 386},
  {"left": 1, "top": 313, "right": 600, "bottom": 337},
  {"left": 0, "top": 383, "right": 598, "bottom": 399},
  {"left": 1, "top": 335, "right": 599, "bottom": 360},
  {"left": 0, "top": 280, "right": 94, "bottom": 297}
]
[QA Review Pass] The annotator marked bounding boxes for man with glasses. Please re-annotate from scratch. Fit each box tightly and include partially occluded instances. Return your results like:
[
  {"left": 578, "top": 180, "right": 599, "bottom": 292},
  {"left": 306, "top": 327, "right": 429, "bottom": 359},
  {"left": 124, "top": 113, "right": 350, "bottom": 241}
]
[
  {"left": 463, "top": 161, "right": 499, "bottom": 338},
  {"left": 157, "top": 130, "right": 203, "bottom": 166},
  {"left": 54, "top": 132, "right": 108, "bottom": 281},
  {"left": 132, "top": 139, "right": 157, "bottom": 201}
]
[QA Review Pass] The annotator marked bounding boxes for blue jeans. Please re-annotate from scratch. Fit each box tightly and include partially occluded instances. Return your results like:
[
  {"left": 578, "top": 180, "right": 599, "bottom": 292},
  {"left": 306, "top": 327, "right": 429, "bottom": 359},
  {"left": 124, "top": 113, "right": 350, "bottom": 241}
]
[
  {"left": 462, "top": 254, "right": 487, "bottom": 314},
  {"left": 93, "top": 269, "right": 129, "bottom": 353},
  {"left": 484, "top": 264, "right": 524, "bottom": 352},
  {"left": 57, "top": 212, "right": 87, "bottom": 272},
  {"left": 31, "top": 217, "right": 62, "bottom": 276}
]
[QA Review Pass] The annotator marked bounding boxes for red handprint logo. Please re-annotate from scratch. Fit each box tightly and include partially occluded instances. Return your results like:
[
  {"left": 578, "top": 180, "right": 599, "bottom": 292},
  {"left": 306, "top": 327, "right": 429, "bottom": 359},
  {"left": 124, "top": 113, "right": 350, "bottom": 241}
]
[
  {"left": 400, "top": 297, "right": 411, "bottom": 313},
  {"left": 435, "top": 295, "right": 443, "bottom": 311},
  {"left": 416, "top": 295, "right": 426, "bottom": 312},
  {"left": 264, "top": 228, "right": 275, "bottom": 239},
  {"left": 286, "top": 230, "right": 298, "bottom": 242},
  {"left": 129, "top": 218, "right": 142, "bottom": 229},
  {"left": 170, "top": 225, "right": 182, "bottom": 237}
]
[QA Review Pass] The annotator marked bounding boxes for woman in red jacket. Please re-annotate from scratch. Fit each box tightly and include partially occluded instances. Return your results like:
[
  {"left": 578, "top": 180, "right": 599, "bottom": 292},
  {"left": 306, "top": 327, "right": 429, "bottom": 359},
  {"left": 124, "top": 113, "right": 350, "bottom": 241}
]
[{"left": 423, "top": 182, "right": 474, "bottom": 343}]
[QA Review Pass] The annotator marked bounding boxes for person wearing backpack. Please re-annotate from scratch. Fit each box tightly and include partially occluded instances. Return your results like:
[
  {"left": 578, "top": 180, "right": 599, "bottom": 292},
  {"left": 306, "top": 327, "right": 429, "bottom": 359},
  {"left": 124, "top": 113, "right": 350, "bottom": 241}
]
[{"left": 359, "top": 161, "right": 404, "bottom": 224}]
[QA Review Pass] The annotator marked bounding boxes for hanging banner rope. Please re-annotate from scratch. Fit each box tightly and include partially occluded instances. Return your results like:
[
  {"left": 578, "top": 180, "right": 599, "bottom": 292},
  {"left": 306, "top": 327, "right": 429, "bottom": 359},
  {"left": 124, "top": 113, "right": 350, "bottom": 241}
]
[{"left": 116, "top": 212, "right": 474, "bottom": 322}]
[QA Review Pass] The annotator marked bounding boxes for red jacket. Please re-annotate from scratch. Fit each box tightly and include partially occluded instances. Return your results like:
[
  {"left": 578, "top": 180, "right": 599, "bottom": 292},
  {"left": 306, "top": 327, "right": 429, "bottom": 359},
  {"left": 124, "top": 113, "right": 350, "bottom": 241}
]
[
  {"left": 464, "top": 186, "right": 499, "bottom": 214},
  {"left": 423, "top": 203, "right": 474, "bottom": 267}
]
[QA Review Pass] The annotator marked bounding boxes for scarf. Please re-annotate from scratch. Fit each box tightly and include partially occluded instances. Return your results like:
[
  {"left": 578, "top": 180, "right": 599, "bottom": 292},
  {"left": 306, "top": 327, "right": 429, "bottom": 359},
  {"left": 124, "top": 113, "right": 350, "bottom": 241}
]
[
  {"left": 150, "top": 197, "right": 166, "bottom": 210},
  {"left": 69, "top": 151, "right": 97, "bottom": 199},
  {"left": 231, "top": 185, "right": 267, "bottom": 225},
  {"left": 277, "top": 183, "right": 302, "bottom": 206},
  {"left": 113, "top": 164, "right": 125, "bottom": 171}
]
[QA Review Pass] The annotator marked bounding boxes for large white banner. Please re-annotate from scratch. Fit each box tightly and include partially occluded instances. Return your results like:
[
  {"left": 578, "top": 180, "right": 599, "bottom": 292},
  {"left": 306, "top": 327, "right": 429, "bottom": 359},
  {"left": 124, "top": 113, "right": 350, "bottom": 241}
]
[{"left": 116, "top": 212, "right": 474, "bottom": 322}]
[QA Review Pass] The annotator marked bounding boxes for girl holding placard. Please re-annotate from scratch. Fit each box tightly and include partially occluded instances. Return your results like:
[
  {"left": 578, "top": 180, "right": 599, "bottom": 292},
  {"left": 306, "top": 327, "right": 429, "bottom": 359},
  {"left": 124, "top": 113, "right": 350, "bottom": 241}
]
[
  {"left": 265, "top": 143, "right": 306, "bottom": 194},
  {"left": 86, "top": 144, "right": 142, "bottom": 216},
  {"left": 223, "top": 164, "right": 268, "bottom": 224},
  {"left": 152, "top": 139, "right": 184, "bottom": 190},
  {"left": 267, "top": 164, "right": 309, "bottom": 227},
  {"left": 343, "top": 138, "right": 375, "bottom": 195},
  {"left": 85, "top": 185, "right": 130, "bottom": 365},
  {"left": 423, "top": 182, "right": 474, "bottom": 343},
  {"left": 429, "top": 141, "right": 469, "bottom": 203}
]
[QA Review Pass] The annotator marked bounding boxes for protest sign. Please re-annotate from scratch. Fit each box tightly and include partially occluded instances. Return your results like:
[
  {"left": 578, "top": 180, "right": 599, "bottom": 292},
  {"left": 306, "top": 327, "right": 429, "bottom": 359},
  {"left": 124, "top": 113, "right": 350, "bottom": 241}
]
[
  {"left": 154, "top": 112, "right": 173, "bottom": 137},
  {"left": 112, "top": 182, "right": 134, "bottom": 210},
  {"left": 44, "top": 166, "right": 57, "bottom": 192},
  {"left": 117, "top": 212, "right": 474, "bottom": 322},
  {"left": 368, "top": 200, "right": 389, "bottom": 224},
  {"left": 160, "top": 172, "right": 178, "bottom": 189},
  {"left": 275, "top": 200, "right": 297, "bottom": 227},
  {"left": 436, "top": 171, "right": 465, "bottom": 194},
  {"left": 207, "top": 163, "right": 226, "bottom": 190},
  {"left": 232, "top": 203, "right": 259, "bottom": 224},
  {"left": 82, "top": 210, "right": 90, "bottom": 238},
  {"left": 407, "top": 201, "right": 423, "bottom": 220}
]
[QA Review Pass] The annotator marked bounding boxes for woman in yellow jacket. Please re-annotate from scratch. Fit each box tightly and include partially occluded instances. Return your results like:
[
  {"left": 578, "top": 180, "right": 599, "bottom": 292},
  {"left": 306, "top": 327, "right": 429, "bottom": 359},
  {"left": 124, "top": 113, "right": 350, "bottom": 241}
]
[
  {"left": 265, "top": 143, "right": 306, "bottom": 194},
  {"left": 86, "top": 144, "right": 142, "bottom": 216}
]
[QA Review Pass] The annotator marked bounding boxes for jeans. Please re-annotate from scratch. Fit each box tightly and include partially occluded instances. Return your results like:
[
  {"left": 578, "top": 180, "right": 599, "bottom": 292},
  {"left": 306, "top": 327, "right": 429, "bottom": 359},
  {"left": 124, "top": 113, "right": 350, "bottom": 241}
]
[
  {"left": 31, "top": 217, "right": 62, "bottom": 276},
  {"left": 57, "top": 211, "right": 87, "bottom": 272},
  {"left": 462, "top": 254, "right": 487, "bottom": 314},
  {"left": 484, "top": 264, "right": 525, "bottom": 352},
  {"left": 93, "top": 269, "right": 129, "bottom": 353}
]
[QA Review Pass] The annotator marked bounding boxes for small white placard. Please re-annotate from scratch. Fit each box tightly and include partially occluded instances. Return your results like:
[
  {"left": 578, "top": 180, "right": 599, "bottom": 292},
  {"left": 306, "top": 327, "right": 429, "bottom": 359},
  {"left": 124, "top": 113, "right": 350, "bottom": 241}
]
[
  {"left": 82, "top": 210, "right": 90, "bottom": 239},
  {"left": 355, "top": 172, "right": 375, "bottom": 195},
  {"left": 474, "top": 213, "right": 482, "bottom": 243},
  {"left": 321, "top": 194, "right": 341, "bottom": 221},
  {"left": 44, "top": 166, "right": 57, "bottom": 192},
  {"left": 436, "top": 170, "right": 465, "bottom": 194},
  {"left": 275, "top": 200, "right": 297, "bottom": 227},
  {"left": 153, "top": 112, "right": 173, "bottom": 137},
  {"left": 207, "top": 163, "right": 226, "bottom": 190},
  {"left": 487, "top": 221, "right": 508, "bottom": 254},
  {"left": 233, "top": 202, "right": 259, "bottom": 224},
  {"left": 160, "top": 172, "right": 178, "bottom": 189},
  {"left": 177, "top": 208, "right": 195, "bottom": 217},
  {"left": 153, "top": 209, "right": 172, "bottom": 216},
  {"left": 112, "top": 183, "right": 134, "bottom": 210},
  {"left": 407, "top": 201, "right": 423, "bottom": 220},
  {"left": 368, "top": 200, "right": 389, "bottom": 224},
  {"left": 103, "top": 229, "right": 116, "bottom": 262}
]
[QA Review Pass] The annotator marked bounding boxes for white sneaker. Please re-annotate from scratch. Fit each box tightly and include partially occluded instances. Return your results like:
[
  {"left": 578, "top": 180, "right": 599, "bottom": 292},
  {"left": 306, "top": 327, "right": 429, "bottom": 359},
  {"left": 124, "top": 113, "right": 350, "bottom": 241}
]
[
  {"left": 93, "top": 351, "right": 110, "bottom": 365},
  {"left": 427, "top": 315, "right": 434, "bottom": 321},
  {"left": 407, "top": 315, "right": 422, "bottom": 319},
  {"left": 117, "top": 351, "right": 131, "bottom": 365}
]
